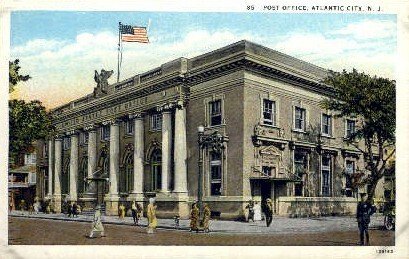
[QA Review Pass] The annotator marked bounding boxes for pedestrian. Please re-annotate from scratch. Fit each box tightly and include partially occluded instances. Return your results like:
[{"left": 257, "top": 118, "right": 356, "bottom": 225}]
[
  {"left": 119, "top": 203, "right": 126, "bottom": 220},
  {"left": 89, "top": 205, "right": 105, "bottom": 238},
  {"left": 20, "top": 200, "right": 26, "bottom": 211},
  {"left": 72, "top": 202, "right": 78, "bottom": 217},
  {"left": 68, "top": 202, "right": 73, "bottom": 217},
  {"left": 357, "top": 194, "right": 376, "bottom": 245},
  {"left": 265, "top": 198, "right": 273, "bottom": 227},
  {"left": 190, "top": 203, "right": 199, "bottom": 232},
  {"left": 131, "top": 201, "right": 138, "bottom": 225},
  {"left": 147, "top": 198, "right": 157, "bottom": 234},
  {"left": 202, "top": 203, "right": 211, "bottom": 233}
]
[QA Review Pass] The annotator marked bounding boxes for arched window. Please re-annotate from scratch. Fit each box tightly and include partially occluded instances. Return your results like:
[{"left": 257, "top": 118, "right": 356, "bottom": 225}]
[
  {"left": 78, "top": 158, "right": 87, "bottom": 194},
  {"left": 102, "top": 157, "right": 109, "bottom": 194},
  {"left": 120, "top": 154, "right": 133, "bottom": 194},
  {"left": 150, "top": 149, "right": 162, "bottom": 191},
  {"left": 62, "top": 159, "right": 70, "bottom": 195}
]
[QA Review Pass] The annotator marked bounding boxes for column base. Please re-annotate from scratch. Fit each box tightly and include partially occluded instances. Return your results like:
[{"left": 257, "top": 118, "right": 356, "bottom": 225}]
[
  {"left": 104, "top": 194, "right": 120, "bottom": 216},
  {"left": 52, "top": 194, "right": 62, "bottom": 213}
]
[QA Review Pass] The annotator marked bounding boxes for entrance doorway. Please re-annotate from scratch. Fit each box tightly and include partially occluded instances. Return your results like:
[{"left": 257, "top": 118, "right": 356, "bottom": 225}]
[{"left": 260, "top": 180, "right": 271, "bottom": 215}]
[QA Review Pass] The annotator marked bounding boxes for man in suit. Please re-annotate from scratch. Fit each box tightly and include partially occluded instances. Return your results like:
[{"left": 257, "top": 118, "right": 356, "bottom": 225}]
[{"left": 356, "top": 193, "right": 376, "bottom": 245}]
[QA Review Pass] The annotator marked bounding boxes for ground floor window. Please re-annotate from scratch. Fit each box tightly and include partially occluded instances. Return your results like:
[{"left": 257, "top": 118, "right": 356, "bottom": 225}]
[
  {"left": 344, "top": 160, "right": 355, "bottom": 197},
  {"left": 78, "top": 159, "right": 87, "bottom": 194},
  {"left": 321, "top": 155, "right": 332, "bottom": 197},
  {"left": 210, "top": 152, "right": 222, "bottom": 196},
  {"left": 120, "top": 154, "right": 134, "bottom": 193},
  {"left": 150, "top": 149, "right": 162, "bottom": 191},
  {"left": 61, "top": 160, "right": 70, "bottom": 195},
  {"left": 294, "top": 150, "right": 308, "bottom": 196}
]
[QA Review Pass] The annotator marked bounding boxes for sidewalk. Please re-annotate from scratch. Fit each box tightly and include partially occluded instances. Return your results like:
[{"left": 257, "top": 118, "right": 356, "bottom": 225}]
[{"left": 9, "top": 210, "right": 386, "bottom": 234}]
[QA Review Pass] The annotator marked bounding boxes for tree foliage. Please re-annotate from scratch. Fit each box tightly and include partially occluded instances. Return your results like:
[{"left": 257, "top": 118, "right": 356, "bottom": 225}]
[
  {"left": 321, "top": 68, "right": 395, "bottom": 201},
  {"left": 9, "top": 100, "right": 53, "bottom": 159},
  {"left": 9, "top": 59, "right": 31, "bottom": 93}
]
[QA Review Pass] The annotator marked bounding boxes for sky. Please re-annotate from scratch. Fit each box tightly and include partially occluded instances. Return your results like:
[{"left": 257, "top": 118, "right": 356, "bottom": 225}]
[{"left": 10, "top": 11, "right": 397, "bottom": 109}]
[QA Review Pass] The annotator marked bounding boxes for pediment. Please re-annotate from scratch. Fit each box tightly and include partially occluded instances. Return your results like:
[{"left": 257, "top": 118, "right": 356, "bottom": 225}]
[{"left": 259, "top": 145, "right": 281, "bottom": 157}]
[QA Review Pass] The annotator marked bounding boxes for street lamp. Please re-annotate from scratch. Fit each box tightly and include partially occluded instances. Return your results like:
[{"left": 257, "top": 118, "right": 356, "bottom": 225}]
[{"left": 197, "top": 125, "right": 228, "bottom": 219}]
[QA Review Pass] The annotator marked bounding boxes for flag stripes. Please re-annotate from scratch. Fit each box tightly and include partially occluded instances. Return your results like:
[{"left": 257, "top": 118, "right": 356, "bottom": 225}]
[{"left": 120, "top": 25, "right": 149, "bottom": 43}]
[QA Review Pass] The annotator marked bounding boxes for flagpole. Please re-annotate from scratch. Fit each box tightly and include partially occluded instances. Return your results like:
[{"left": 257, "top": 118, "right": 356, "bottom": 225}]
[{"left": 117, "top": 22, "right": 121, "bottom": 82}]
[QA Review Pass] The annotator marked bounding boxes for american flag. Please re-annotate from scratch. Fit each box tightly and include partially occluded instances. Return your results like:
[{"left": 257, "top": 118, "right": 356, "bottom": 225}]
[{"left": 120, "top": 24, "right": 149, "bottom": 43}]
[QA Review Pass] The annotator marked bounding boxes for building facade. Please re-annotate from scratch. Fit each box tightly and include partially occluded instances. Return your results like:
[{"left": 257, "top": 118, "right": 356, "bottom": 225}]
[{"left": 36, "top": 41, "right": 372, "bottom": 219}]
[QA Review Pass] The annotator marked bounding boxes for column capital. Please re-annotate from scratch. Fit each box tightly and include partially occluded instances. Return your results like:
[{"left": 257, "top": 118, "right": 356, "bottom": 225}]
[
  {"left": 157, "top": 102, "right": 176, "bottom": 113},
  {"left": 175, "top": 99, "right": 188, "bottom": 109},
  {"left": 129, "top": 112, "right": 145, "bottom": 120},
  {"left": 54, "top": 135, "right": 64, "bottom": 141},
  {"left": 65, "top": 130, "right": 79, "bottom": 136},
  {"left": 101, "top": 118, "right": 121, "bottom": 126},
  {"left": 83, "top": 124, "right": 96, "bottom": 132}
]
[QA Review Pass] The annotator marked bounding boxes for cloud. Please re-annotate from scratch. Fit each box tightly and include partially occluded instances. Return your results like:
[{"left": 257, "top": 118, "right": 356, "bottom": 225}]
[
  {"left": 331, "top": 19, "right": 396, "bottom": 40},
  {"left": 11, "top": 25, "right": 395, "bottom": 109}
]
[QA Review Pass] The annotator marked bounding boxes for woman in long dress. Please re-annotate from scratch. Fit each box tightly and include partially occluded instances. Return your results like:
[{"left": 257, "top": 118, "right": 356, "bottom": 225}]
[
  {"left": 203, "top": 203, "right": 211, "bottom": 232},
  {"left": 89, "top": 205, "right": 105, "bottom": 238},
  {"left": 190, "top": 203, "right": 199, "bottom": 232},
  {"left": 147, "top": 198, "right": 157, "bottom": 234}
]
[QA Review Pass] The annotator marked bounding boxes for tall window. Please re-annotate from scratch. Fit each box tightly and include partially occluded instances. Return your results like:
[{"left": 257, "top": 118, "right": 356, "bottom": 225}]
[
  {"left": 120, "top": 154, "right": 133, "bottom": 193},
  {"left": 125, "top": 120, "right": 134, "bottom": 135},
  {"left": 151, "top": 114, "right": 162, "bottom": 131},
  {"left": 294, "top": 107, "right": 306, "bottom": 131},
  {"left": 262, "top": 166, "right": 272, "bottom": 177},
  {"left": 101, "top": 125, "right": 110, "bottom": 141},
  {"left": 63, "top": 137, "right": 71, "bottom": 150},
  {"left": 80, "top": 132, "right": 89, "bottom": 145},
  {"left": 294, "top": 151, "right": 307, "bottom": 196},
  {"left": 344, "top": 160, "right": 355, "bottom": 197},
  {"left": 150, "top": 149, "right": 162, "bottom": 191},
  {"left": 210, "top": 152, "right": 222, "bottom": 196},
  {"left": 62, "top": 160, "right": 70, "bottom": 195},
  {"left": 322, "top": 114, "right": 332, "bottom": 136},
  {"left": 346, "top": 119, "right": 356, "bottom": 138},
  {"left": 321, "top": 155, "right": 332, "bottom": 197},
  {"left": 78, "top": 159, "right": 87, "bottom": 194},
  {"left": 43, "top": 143, "right": 48, "bottom": 158},
  {"left": 263, "top": 99, "right": 276, "bottom": 126},
  {"left": 102, "top": 157, "right": 109, "bottom": 194},
  {"left": 209, "top": 100, "right": 222, "bottom": 126}
]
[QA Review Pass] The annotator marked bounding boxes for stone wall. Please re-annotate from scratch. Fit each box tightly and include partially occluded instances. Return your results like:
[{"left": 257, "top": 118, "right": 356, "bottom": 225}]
[{"left": 277, "top": 196, "right": 357, "bottom": 217}]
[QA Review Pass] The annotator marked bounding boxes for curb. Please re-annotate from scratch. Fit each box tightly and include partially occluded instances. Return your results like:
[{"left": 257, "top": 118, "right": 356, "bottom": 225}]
[{"left": 9, "top": 214, "right": 191, "bottom": 231}]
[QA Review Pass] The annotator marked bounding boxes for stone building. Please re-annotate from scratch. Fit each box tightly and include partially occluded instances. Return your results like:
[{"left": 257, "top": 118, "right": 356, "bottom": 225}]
[{"left": 36, "top": 40, "right": 369, "bottom": 219}]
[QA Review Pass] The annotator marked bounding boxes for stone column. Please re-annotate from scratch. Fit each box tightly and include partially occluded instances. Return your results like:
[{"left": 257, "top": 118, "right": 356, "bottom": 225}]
[
  {"left": 161, "top": 110, "right": 172, "bottom": 192},
  {"left": 174, "top": 105, "right": 188, "bottom": 194},
  {"left": 53, "top": 138, "right": 62, "bottom": 213},
  {"left": 47, "top": 139, "right": 54, "bottom": 198},
  {"left": 87, "top": 129, "right": 97, "bottom": 179},
  {"left": 109, "top": 121, "right": 119, "bottom": 196},
  {"left": 69, "top": 133, "right": 78, "bottom": 201},
  {"left": 131, "top": 114, "right": 144, "bottom": 199}
]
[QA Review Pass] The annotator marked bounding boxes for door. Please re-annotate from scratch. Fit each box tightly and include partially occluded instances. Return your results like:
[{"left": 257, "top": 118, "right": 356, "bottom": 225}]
[{"left": 260, "top": 180, "right": 271, "bottom": 216}]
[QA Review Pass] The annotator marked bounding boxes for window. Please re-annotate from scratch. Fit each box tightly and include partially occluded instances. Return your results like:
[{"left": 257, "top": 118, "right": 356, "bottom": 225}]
[
  {"left": 101, "top": 125, "right": 110, "bottom": 141},
  {"left": 294, "top": 107, "right": 306, "bottom": 131},
  {"left": 125, "top": 120, "right": 134, "bottom": 135},
  {"left": 24, "top": 153, "right": 36, "bottom": 165},
  {"left": 346, "top": 119, "right": 356, "bottom": 138},
  {"left": 151, "top": 114, "right": 162, "bottom": 131},
  {"left": 262, "top": 166, "right": 272, "bottom": 177},
  {"left": 209, "top": 100, "right": 222, "bottom": 126},
  {"left": 63, "top": 137, "right": 71, "bottom": 150},
  {"left": 294, "top": 151, "right": 307, "bottom": 196},
  {"left": 322, "top": 114, "right": 332, "bottom": 136},
  {"left": 321, "top": 155, "right": 332, "bottom": 197},
  {"left": 344, "top": 160, "right": 355, "bottom": 197},
  {"left": 80, "top": 132, "right": 89, "bottom": 145},
  {"left": 263, "top": 99, "right": 276, "bottom": 126},
  {"left": 210, "top": 152, "right": 222, "bottom": 196},
  {"left": 150, "top": 149, "right": 162, "bottom": 191},
  {"left": 120, "top": 154, "right": 133, "bottom": 193},
  {"left": 78, "top": 159, "right": 87, "bottom": 194}
]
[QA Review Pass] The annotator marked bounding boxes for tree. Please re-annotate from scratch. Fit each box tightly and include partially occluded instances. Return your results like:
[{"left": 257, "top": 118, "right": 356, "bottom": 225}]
[
  {"left": 321, "top": 68, "right": 395, "bottom": 202},
  {"left": 9, "top": 59, "right": 53, "bottom": 164},
  {"left": 9, "top": 99, "right": 53, "bottom": 164},
  {"left": 9, "top": 59, "right": 31, "bottom": 93}
]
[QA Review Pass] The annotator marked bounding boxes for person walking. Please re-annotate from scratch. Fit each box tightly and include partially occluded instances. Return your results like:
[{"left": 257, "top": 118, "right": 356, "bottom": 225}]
[
  {"left": 265, "top": 198, "right": 273, "bottom": 227},
  {"left": 202, "top": 203, "right": 211, "bottom": 233},
  {"left": 72, "top": 202, "right": 78, "bottom": 217},
  {"left": 147, "top": 198, "right": 157, "bottom": 234},
  {"left": 190, "top": 203, "right": 199, "bottom": 232},
  {"left": 89, "top": 205, "right": 105, "bottom": 238},
  {"left": 118, "top": 203, "right": 126, "bottom": 220},
  {"left": 357, "top": 194, "right": 376, "bottom": 245},
  {"left": 131, "top": 201, "right": 138, "bottom": 225}
]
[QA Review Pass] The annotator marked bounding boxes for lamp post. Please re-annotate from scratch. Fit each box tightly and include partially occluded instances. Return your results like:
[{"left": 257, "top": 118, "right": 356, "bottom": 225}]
[{"left": 197, "top": 125, "right": 228, "bottom": 219}]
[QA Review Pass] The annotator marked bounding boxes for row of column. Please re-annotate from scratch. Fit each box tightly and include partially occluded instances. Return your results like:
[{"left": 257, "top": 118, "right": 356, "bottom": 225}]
[{"left": 47, "top": 105, "right": 188, "bottom": 200}]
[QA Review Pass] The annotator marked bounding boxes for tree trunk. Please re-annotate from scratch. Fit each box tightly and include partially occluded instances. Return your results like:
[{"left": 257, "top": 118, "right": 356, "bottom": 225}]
[{"left": 366, "top": 175, "right": 380, "bottom": 203}]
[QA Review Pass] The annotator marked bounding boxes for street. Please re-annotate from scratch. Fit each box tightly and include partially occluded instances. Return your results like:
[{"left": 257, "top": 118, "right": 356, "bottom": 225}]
[{"left": 8, "top": 216, "right": 394, "bottom": 246}]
